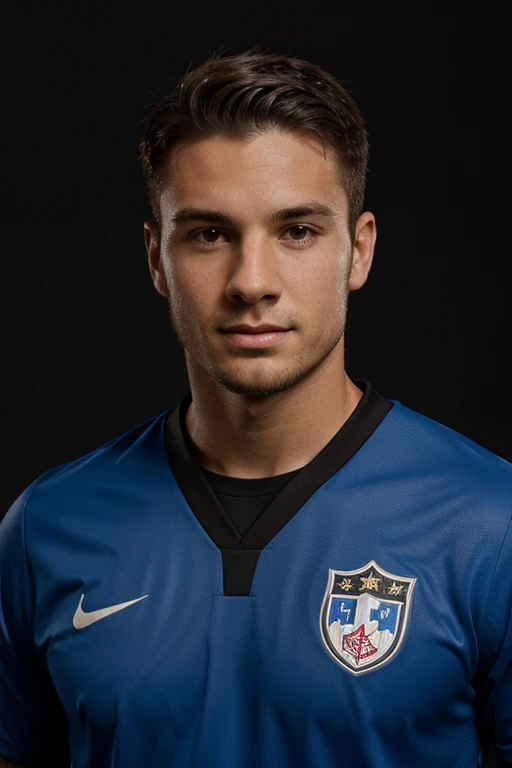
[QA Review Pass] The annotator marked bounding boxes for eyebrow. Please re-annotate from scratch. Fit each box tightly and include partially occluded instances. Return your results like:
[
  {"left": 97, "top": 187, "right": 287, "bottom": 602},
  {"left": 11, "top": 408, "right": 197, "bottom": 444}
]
[{"left": 169, "top": 202, "right": 338, "bottom": 227}]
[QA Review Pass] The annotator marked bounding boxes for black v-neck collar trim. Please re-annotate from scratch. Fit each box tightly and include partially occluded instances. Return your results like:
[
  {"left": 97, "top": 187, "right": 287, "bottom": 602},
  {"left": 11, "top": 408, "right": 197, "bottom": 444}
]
[{"left": 164, "top": 381, "right": 393, "bottom": 552}]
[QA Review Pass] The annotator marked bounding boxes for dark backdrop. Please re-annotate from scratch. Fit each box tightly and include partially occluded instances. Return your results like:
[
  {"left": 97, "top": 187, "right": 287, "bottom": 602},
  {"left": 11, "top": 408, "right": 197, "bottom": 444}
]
[{"left": 2, "top": 9, "right": 508, "bottom": 766}]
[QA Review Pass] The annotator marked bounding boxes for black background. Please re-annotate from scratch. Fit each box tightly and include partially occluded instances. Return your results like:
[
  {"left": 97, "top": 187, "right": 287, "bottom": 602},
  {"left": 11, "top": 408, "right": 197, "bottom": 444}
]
[{"left": 2, "top": 8, "right": 508, "bottom": 766}]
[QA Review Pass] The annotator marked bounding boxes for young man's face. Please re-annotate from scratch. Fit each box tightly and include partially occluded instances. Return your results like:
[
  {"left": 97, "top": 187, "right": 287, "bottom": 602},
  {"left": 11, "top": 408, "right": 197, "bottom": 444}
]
[{"left": 145, "top": 129, "right": 375, "bottom": 398}]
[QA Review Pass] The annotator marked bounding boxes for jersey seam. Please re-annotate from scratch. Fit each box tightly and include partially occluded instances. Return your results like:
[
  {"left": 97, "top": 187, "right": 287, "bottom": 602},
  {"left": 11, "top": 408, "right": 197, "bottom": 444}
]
[
  {"left": 20, "top": 475, "right": 51, "bottom": 656},
  {"left": 461, "top": 439, "right": 512, "bottom": 477},
  {"left": 474, "top": 511, "right": 512, "bottom": 640}
]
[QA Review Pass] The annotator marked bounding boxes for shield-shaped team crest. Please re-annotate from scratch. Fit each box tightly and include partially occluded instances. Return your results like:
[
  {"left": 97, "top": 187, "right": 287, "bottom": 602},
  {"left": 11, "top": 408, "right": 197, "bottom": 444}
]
[{"left": 320, "top": 560, "right": 416, "bottom": 675}]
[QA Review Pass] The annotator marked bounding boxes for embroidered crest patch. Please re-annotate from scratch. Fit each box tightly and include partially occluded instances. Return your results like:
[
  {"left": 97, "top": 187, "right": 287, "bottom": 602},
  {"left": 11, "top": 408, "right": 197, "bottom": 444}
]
[{"left": 320, "top": 560, "right": 416, "bottom": 675}]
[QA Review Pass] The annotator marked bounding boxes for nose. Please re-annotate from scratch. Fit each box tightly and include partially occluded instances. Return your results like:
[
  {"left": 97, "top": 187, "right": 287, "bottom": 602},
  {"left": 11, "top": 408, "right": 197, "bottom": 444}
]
[{"left": 225, "top": 235, "right": 283, "bottom": 305}]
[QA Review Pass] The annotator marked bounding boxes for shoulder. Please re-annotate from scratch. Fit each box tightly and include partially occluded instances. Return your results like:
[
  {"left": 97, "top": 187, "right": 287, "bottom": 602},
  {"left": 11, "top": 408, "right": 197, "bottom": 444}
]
[
  {"left": 384, "top": 399, "right": 511, "bottom": 484},
  {"left": 371, "top": 400, "right": 512, "bottom": 543},
  {"left": 7, "top": 409, "right": 171, "bottom": 528}
]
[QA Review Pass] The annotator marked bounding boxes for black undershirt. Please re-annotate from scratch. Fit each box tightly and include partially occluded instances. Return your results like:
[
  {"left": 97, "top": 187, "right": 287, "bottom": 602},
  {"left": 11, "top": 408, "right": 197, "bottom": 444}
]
[{"left": 199, "top": 464, "right": 301, "bottom": 536}]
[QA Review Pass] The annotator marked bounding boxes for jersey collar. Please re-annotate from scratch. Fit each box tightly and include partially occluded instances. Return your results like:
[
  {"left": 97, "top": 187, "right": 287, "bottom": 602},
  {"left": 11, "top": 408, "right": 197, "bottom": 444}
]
[{"left": 164, "top": 380, "right": 393, "bottom": 553}]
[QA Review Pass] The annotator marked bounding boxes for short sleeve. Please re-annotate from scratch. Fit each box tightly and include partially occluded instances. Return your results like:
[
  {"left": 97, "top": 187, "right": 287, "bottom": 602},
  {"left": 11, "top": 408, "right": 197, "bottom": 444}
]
[
  {"left": 476, "top": 515, "right": 512, "bottom": 766},
  {"left": 0, "top": 487, "right": 70, "bottom": 765}
]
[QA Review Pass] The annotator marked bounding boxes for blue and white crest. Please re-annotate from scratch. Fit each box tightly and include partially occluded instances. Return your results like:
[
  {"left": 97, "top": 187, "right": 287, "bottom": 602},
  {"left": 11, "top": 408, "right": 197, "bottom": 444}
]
[{"left": 320, "top": 560, "right": 416, "bottom": 675}]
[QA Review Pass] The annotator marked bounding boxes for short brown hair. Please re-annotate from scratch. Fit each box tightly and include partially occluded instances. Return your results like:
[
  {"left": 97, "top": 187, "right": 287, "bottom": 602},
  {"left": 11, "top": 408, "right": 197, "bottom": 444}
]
[{"left": 140, "top": 48, "right": 369, "bottom": 239}]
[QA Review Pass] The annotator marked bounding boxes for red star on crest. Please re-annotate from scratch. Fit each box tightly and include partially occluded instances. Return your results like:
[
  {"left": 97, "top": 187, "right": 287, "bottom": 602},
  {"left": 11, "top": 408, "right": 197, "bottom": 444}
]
[{"left": 342, "top": 624, "right": 378, "bottom": 665}]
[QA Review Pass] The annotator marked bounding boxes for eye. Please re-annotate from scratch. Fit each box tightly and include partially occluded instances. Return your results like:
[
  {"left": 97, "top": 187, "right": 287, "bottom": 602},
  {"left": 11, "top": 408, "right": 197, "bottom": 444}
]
[
  {"left": 281, "top": 225, "right": 317, "bottom": 245},
  {"left": 191, "top": 228, "right": 228, "bottom": 246}
]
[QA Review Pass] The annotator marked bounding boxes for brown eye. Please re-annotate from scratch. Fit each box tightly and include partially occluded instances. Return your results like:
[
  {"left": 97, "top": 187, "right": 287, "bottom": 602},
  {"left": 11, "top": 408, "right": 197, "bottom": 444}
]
[
  {"left": 288, "top": 225, "right": 309, "bottom": 240},
  {"left": 196, "top": 228, "right": 221, "bottom": 243},
  {"left": 282, "top": 225, "right": 317, "bottom": 245}
]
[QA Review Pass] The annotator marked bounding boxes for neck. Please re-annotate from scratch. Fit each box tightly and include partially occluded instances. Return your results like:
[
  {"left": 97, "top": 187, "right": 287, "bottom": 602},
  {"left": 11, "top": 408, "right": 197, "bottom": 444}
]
[{"left": 182, "top": 347, "right": 363, "bottom": 479}]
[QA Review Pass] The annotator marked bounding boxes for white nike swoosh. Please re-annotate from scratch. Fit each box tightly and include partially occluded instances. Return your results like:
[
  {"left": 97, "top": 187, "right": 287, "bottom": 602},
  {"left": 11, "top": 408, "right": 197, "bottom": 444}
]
[{"left": 73, "top": 592, "right": 149, "bottom": 630}]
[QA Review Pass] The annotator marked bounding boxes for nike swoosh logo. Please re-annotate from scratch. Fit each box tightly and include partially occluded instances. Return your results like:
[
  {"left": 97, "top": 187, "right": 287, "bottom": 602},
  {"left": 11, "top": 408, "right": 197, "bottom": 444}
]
[{"left": 73, "top": 592, "right": 149, "bottom": 630}]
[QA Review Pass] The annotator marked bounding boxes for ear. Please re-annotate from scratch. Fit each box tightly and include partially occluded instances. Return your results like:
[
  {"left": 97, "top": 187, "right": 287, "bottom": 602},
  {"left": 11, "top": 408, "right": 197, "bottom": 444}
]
[
  {"left": 144, "top": 220, "right": 169, "bottom": 297},
  {"left": 348, "top": 211, "right": 377, "bottom": 292}
]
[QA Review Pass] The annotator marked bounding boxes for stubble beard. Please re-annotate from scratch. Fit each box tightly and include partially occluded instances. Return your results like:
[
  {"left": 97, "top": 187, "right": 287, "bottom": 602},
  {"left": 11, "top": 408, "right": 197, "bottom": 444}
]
[{"left": 167, "top": 296, "right": 349, "bottom": 399}]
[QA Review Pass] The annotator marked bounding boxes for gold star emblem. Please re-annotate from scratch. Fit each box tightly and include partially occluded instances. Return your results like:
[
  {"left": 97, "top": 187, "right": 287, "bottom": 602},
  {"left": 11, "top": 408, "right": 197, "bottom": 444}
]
[
  {"left": 359, "top": 571, "right": 381, "bottom": 591},
  {"left": 336, "top": 578, "right": 354, "bottom": 592},
  {"left": 387, "top": 581, "right": 404, "bottom": 596}
]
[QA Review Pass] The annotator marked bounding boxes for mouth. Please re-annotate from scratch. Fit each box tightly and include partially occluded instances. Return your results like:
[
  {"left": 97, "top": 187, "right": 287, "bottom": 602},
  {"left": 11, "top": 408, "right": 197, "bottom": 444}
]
[{"left": 219, "top": 329, "right": 292, "bottom": 349}]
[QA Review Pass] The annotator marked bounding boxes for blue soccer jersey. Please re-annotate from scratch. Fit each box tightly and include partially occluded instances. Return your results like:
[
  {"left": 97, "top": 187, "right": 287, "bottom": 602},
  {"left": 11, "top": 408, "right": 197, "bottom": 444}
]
[{"left": 1, "top": 383, "right": 511, "bottom": 767}]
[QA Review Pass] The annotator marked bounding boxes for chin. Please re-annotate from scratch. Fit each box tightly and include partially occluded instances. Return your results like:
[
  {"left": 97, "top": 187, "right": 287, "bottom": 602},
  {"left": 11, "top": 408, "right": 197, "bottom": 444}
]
[
  {"left": 210, "top": 364, "right": 308, "bottom": 399},
  {"left": 219, "top": 381, "right": 290, "bottom": 397}
]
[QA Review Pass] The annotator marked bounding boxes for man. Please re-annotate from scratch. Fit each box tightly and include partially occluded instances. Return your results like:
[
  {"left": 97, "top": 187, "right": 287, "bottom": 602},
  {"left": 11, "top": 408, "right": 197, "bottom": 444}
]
[{"left": 0, "top": 49, "right": 510, "bottom": 768}]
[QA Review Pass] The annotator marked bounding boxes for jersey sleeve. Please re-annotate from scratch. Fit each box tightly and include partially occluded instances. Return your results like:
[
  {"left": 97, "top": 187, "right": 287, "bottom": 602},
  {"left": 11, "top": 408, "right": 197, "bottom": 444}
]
[
  {"left": 476, "top": 515, "right": 512, "bottom": 766},
  {"left": 0, "top": 486, "right": 71, "bottom": 766}
]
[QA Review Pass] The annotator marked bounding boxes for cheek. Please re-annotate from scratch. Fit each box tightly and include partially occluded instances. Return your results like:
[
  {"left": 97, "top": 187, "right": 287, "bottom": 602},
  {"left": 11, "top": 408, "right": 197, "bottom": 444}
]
[
  {"left": 297, "top": 261, "right": 349, "bottom": 307},
  {"left": 167, "top": 263, "right": 216, "bottom": 316}
]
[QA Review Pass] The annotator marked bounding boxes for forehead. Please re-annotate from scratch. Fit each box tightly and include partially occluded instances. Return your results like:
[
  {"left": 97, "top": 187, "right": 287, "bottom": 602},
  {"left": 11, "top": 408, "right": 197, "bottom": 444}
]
[{"left": 158, "top": 130, "right": 347, "bottom": 216}]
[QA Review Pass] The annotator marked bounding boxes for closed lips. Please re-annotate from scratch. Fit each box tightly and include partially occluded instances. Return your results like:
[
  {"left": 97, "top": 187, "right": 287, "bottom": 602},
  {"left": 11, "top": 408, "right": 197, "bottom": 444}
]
[{"left": 220, "top": 325, "right": 290, "bottom": 333}]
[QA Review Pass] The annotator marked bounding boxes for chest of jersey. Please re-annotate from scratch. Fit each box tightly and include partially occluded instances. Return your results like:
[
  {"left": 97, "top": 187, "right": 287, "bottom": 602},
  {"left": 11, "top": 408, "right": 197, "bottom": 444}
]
[{"left": 32, "top": 463, "right": 486, "bottom": 768}]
